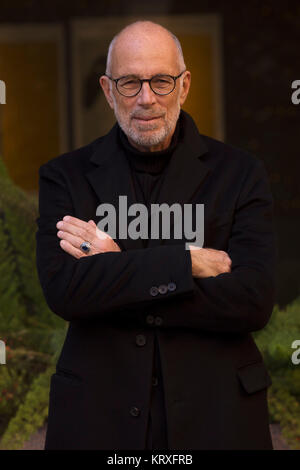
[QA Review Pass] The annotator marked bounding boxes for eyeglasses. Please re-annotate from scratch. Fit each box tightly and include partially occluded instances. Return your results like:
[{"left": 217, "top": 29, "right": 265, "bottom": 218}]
[{"left": 104, "top": 70, "right": 186, "bottom": 97}]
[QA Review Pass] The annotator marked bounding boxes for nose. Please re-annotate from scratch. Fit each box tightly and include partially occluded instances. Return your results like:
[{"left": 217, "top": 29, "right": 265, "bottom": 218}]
[{"left": 136, "top": 81, "right": 156, "bottom": 105}]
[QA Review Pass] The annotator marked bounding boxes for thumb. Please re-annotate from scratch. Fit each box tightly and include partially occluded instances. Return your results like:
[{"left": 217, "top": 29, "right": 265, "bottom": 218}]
[{"left": 88, "top": 220, "right": 96, "bottom": 226}]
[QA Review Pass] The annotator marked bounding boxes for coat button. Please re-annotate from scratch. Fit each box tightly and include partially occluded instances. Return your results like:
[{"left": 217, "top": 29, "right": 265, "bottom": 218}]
[
  {"left": 158, "top": 284, "right": 168, "bottom": 294},
  {"left": 154, "top": 316, "right": 163, "bottom": 326},
  {"left": 130, "top": 406, "right": 140, "bottom": 417},
  {"left": 136, "top": 334, "right": 146, "bottom": 346},
  {"left": 146, "top": 314, "right": 154, "bottom": 325},
  {"left": 150, "top": 286, "right": 159, "bottom": 296},
  {"left": 152, "top": 376, "right": 158, "bottom": 386},
  {"left": 168, "top": 282, "right": 177, "bottom": 292}
]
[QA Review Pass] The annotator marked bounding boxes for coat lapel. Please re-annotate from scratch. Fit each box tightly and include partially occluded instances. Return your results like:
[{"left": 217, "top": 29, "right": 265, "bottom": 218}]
[
  {"left": 86, "top": 124, "right": 143, "bottom": 251},
  {"left": 146, "top": 111, "right": 210, "bottom": 248},
  {"left": 86, "top": 110, "right": 210, "bottom": 251}
]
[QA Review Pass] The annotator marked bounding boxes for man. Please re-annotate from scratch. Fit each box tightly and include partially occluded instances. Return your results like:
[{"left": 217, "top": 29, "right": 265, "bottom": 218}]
[{"left": 36, "top": 21, "right": 276, "bottom": 450}]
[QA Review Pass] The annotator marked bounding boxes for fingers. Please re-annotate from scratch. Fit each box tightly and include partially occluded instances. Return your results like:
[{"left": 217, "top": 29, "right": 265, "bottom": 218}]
[
  {"left": 221, "top": 251, "right": 232, "bottom": 269},
  {"left": 57, "top": 216, "right": 104, "bottom": 242},
  {"left": 57, "top": 229, "right": 92, "bottom": 254},
  {"left": 190, "top": 246, "right": 232, "bottom": 278},
  {"left": 217, "top": 251, "right": 232, "bottom": 273},
  {"left": 57, "top": 216, "right": 94, "bottom": 240},
  {"left": 56, "top": 216, "right": 116, "bottom": 257},
  {"left": 59, "top": 238, "right": 87, "bottom": 259},
  {"left": 56, "top": 216, "right": 95, "bottom": 257},
  {"left": 57, "top": 216, "right": 112, "bottom": 241}
]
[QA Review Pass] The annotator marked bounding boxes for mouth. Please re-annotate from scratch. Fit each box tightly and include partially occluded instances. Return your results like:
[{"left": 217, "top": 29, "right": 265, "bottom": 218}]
[{"left": 133, "top": 116, "right": 162, "bottom": 123}]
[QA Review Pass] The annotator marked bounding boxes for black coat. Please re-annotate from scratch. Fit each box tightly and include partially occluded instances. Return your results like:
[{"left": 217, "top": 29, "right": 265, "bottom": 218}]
[{"left": 36, "top": 110, "right": 276, "bottom": 450}]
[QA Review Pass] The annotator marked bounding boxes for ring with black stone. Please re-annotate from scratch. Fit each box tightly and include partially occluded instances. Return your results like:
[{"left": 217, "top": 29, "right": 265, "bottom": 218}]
[{"left": 80, "top": 241, "right": 91, "bottom": 253}]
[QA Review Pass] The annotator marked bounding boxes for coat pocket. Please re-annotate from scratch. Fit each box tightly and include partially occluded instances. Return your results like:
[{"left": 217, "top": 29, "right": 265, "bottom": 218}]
[
  {"left": 236, "top": 361, "right": 272, "bottom": 394},
  {"left": 55, "top": 367, "right": 83, "bottom": 384},
  {"left": 45, "top": 372, "right": 85, "bottom": 449}
]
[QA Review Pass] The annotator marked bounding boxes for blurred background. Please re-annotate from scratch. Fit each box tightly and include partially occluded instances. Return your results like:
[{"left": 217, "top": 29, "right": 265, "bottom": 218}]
[{"left": 0, "top": 0, "right": 299, "bottom": 450}]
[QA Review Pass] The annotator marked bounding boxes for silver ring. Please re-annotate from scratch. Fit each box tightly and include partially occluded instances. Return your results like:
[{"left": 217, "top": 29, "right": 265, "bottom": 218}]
[{"left": 80, "top": 241, "right": 91, "bottom": 253}]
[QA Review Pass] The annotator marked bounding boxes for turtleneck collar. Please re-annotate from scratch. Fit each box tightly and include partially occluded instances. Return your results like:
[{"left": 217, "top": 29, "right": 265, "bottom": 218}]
[{"left": 118, "top": 114, "right": 182, "bottom": 175}]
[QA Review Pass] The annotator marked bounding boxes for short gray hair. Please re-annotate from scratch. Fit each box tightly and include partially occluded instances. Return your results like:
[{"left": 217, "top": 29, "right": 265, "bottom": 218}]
[{"left": 105, "top": 21, "right": 186, "bottom": 75}]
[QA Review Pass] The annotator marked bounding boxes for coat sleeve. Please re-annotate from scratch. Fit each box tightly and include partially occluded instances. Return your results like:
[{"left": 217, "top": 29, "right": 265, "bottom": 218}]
[
  {"left": 35, "top": 163, "right": 195, "bottom": 322},
  {"left": 36, "top": 157, "right": 276, "bottom": 334},
  {"left": 161, "top": 158, "right": 277, "bottom": 334}
]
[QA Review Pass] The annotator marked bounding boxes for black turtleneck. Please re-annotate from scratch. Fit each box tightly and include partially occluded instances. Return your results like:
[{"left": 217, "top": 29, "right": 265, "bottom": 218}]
[
  {"left": 118, "top": 117, "right": 181, "bottom": 239},
  {"left": 119, "top": 117, "right": 180, "bottom": 174},
  {"left": 118, "top": 117, "right": 182, "bottom": 450}
]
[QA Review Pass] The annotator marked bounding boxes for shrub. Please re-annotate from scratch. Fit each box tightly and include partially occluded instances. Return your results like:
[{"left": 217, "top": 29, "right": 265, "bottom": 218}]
[
  {"left": 254, "top": 296, "right": 300, "bottom": 449},
  {"left": 0, "top": 156, "right": 299, "bottom": 449},
  {"left": 0, "top": 155, "right": 66, "bottom": 449}
]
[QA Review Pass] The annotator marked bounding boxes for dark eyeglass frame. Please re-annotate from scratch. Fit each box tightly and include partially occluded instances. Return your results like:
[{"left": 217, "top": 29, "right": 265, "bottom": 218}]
[{"left": 104, "top": 70, "right": 186, "bottom": 97}]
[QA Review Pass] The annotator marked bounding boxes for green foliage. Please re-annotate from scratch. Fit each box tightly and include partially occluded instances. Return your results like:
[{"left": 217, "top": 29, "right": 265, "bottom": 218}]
[
  {"left": 0, "top": 155, "right": 299, "bottom": 449},
  {"left": 0, "top": 363, "right": 28, "bottom": 436},
  {"left": 0, "top": 155, "right": 67, "bottom": 448},
  {"left": 253, "top": 296, "right": 300, "bottom": 449},
  {"left": 0, "top": 157, "right": 63, "bottom": 338},
  {"left": 0, "top": 365, "right": 55, "bottom": 450}
]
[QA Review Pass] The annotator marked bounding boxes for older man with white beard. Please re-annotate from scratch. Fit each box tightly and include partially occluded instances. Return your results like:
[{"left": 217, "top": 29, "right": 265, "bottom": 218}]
[{"left": 37, "top": 21, "right": 275, "bottom": 450}]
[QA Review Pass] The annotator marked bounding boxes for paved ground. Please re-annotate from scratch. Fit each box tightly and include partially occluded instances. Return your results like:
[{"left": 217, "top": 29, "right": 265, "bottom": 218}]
[
  {"left": 20, "top": 424, "right": 291, "bottom": 450},
  {"left": 269, "top": 424, "right": 291, "bottom": 450}
]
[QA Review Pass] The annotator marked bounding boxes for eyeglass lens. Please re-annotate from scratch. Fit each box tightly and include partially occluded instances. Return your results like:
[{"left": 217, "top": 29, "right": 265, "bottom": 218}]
[{"left": 117, "top": 75, "right": 174, "bottom": 96}]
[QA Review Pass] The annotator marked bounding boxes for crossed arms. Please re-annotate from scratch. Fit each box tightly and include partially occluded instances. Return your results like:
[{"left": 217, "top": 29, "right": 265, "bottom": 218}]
[
  {"left": 55, "top": 215, "right": 231, "bottom": 277},
  {"left": 36, "top": 158, "right": 276, "bottom": 334}
]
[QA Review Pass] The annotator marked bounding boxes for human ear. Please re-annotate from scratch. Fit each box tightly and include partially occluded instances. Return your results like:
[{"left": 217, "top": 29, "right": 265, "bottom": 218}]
[
  {"left": 99, "top": 75, "right": 115, "bottom": 110},
  {"left": 179, "top": 71, "right": 191, "bottom": 106}
]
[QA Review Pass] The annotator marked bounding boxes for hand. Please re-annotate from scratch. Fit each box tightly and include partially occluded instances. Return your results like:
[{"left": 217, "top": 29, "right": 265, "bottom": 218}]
[
  {"left": 188, "top": 246, "right": 232, "bottom": 278},
  {"left": 56, "top": 216, "right": 121, "bottom": 259}
]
